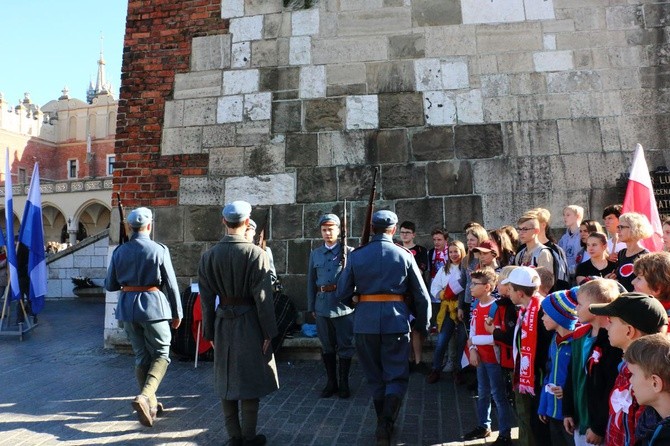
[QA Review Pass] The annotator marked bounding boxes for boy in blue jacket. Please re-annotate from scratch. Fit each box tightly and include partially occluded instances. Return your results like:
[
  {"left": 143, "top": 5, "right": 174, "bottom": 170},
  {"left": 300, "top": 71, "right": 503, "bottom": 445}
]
[{"left": 538, "top": 288, "right": 579, "bottom": 446}]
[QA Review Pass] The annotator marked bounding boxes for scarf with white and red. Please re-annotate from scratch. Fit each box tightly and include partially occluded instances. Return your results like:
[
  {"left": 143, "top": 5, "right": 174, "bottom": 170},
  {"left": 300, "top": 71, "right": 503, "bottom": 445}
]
[{"left": 513, "top": 293, "right": 543, "bottom": 395}]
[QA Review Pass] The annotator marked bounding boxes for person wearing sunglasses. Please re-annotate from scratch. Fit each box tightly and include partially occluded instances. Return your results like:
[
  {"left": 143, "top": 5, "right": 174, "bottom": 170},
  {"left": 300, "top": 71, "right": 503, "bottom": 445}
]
[{"left": 608, "top": 212, "right": 653, "bottom": 291}]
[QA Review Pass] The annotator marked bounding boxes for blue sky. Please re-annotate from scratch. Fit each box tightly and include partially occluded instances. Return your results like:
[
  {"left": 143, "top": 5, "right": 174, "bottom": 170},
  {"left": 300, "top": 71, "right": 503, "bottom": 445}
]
[{"left": 0, "top": 1, "right": 128, "bottom": 107}]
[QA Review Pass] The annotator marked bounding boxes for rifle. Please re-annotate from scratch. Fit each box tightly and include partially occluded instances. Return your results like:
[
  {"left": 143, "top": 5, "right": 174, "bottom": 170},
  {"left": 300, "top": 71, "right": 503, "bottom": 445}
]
[
  {"left": 116, "top": 192, "right": 129, "bottom": 245},
  {"left": 360, "top": 167, "right": 378, "bottom": 246},
  {"left": 340, "top": 199, "right": 348, "bottom": 268}
]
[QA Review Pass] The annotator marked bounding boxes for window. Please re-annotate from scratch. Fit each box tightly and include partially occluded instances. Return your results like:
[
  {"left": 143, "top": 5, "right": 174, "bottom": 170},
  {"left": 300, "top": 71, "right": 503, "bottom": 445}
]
[
  {"left": 106, "top": 155, "right": 115, "bottom": 176},
  {"left": 68, "top": 159, "right": 78, "bottom": 179},
  {"left": 18, "top": 168, "right": 26, "bottom": 184}
]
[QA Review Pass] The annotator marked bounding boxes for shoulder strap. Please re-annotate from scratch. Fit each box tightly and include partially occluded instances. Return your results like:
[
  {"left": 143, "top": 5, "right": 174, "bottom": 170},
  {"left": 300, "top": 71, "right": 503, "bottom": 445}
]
[{"left": 488, "top": 301, "right": 499, "bottom": 319}]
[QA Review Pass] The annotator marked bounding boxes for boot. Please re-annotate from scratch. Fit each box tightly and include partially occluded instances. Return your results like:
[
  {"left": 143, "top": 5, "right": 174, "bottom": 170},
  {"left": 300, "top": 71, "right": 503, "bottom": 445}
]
[
  {"left": 320, "top": 353, "right": 338, "bottom": 398},
  {"left": 338, "top": 357, "right": 352, "bottom": 398},
  {"left": 375, "top": 395, "right": 402, "bottom": 446},
  {"left": 135, "top": 365, "right": 163, "bottom": 417},
  {"left": 373, "top": 399, "right": 384, "bottom": 417},
  {"left": 133, "top": 358, "right": 169, "bottom": 427}
]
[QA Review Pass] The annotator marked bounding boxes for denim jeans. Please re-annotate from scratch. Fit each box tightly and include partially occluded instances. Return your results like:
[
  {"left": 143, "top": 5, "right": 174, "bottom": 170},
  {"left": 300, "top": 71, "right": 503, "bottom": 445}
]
[
  {"left": 476, "top": 362, "right": 514, "bottom": 437},
  {"left": 432, "top": 317, "right": 466, "bottom": 370}
]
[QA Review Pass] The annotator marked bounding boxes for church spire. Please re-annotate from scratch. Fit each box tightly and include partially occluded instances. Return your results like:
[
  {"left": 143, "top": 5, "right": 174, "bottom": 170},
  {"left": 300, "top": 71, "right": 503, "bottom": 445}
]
[{"left": 88, "top": 34, "right": 113, "bottom": 103}]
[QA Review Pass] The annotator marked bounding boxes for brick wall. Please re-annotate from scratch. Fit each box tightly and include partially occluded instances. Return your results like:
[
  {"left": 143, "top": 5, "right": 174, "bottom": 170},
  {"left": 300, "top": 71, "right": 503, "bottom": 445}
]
[{"left": 113, "top": 0, "right": 228, "bottom": 207}]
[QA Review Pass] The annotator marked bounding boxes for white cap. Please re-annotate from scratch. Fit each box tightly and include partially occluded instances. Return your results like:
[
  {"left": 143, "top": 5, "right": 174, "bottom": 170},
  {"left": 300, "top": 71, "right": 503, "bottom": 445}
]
[{"left": 500, "top": 266, "right": 540, "bottom": 287}]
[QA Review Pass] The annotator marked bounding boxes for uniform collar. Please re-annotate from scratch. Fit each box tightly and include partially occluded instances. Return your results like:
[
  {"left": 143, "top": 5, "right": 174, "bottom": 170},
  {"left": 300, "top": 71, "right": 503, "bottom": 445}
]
[
  {"left": 223, "top": 234, "right": 250, "bottom": 243},
  {"left": 372, "top": 233, "right": 393, "bottom": 242}
]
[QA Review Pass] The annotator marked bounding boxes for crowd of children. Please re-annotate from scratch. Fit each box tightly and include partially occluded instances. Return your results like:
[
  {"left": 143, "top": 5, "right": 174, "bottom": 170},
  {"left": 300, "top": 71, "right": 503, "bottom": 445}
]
[{"left": 401, "top": 205, "right": 670, "bottom": 445}]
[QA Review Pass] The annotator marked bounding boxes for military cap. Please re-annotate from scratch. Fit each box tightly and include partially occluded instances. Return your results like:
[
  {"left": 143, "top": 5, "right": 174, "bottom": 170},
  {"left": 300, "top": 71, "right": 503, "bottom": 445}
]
[
  {"left": 318, "top": 214, "right": 340, "bottom": 227},
  {"left": 127, "top": 207, "right": 152, "bottom": 228},
  {"left": 372, "top": 210, "right": 398, "bottom": 228},
  {"left": 248, "top": 219, "right": 257, "bottom": 230},
  {"left": 222, "top": 200, "right": 252, "bottom": 223}
]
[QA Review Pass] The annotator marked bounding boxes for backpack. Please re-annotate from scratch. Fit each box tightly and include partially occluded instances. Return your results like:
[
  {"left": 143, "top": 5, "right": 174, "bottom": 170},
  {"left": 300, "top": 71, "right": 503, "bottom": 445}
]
[{"left": 516, "top": 243, "right": 570, "bottom": 292}]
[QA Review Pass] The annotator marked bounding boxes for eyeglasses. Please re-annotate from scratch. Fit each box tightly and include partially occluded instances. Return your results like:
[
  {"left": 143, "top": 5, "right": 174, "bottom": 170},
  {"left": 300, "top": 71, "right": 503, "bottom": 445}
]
[
  {"left": 617, "top": 225, "right": 630, "bottom": 230},
  {"left": 516, "top": 227, "right": 535, "bottom": 232},
  {"left": 399, "top": 231, "right": 413, "bottom": 235}
]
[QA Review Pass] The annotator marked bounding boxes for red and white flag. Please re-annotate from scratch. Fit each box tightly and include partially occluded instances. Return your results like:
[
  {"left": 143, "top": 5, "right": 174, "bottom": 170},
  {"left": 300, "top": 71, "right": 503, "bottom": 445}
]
[{"left": 622, "top": 144, "right": 663, "bottom": 252}]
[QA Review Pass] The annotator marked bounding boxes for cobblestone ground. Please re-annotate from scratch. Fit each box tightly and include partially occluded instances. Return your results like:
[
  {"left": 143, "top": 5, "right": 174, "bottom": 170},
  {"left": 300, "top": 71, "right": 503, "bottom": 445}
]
[{"left": 0, "top": 300, "right": 517, "bottom": 445}]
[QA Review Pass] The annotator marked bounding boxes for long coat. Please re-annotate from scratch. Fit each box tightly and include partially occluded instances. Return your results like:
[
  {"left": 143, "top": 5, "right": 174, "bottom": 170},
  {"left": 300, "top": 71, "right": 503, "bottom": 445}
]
[{"left": 198, "top": 234, "right": 279, "bottom": 400}]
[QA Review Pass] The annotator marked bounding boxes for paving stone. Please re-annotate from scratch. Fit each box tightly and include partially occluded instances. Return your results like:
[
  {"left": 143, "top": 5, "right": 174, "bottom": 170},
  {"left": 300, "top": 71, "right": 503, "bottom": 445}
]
[
  {"left": 286, "top": 133, "right": 318, "bottom": 167},
  {"left": 389, "top": 34, "right": 425, "bottom": 59},
  {"left": 411, "top": 126, "right": 455, "bottom": 161},
  {"left": 454, "top": 124, "right": 504, "bottom": 159},
  {"left": 366, "top": 60, "right": 416, "bottom": 94},
  {"left": 378, "top": 92, "right": 424, "bottom": 129},
  {"left": 411, "top": 0, "right": 462, "bottom": 26},
  {"left": 427, "top": 160, "right": 473, "bottom": 196},
  {"left": 366, "top": 129, "right": 409, "bottom": 164},
  {"left": 296, "top": 166, "right": 338, "bottom": 203}
]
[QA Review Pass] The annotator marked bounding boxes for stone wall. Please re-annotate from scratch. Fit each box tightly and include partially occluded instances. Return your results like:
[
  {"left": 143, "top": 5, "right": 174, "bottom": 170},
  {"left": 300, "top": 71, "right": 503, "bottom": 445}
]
[{"left": 113, "top": 0, "right": 670, "bottom": 311}]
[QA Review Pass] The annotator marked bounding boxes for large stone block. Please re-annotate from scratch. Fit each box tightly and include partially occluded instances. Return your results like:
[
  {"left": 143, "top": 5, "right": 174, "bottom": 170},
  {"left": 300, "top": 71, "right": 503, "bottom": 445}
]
[
  {"left": 472, "top": 158, "right": 514, "bottom": 194},
  {"left": 178, "top": 177, "right": 227, "bottom": 207},
  {"left": 346, "top": 95, "right": 379, "bottom": 130},
  {"left": 424, "top": 91, "right": 457, "bottom": 126},
  {"left": 497, "top": 52, "right": 534, "bottom": 73},
  {"left": 557, "top": 118, "right": 603, "bottom": 153},
  {"left": 412, "top": 0, "right": 462, "bottom": 26},
  {"left": 161, "top": 127, "right": 202, "bottom": 155},
  {"left": 640, "top": 66, "right": 670, "bottom": 89},
  {"left": 425, "top": 25, "right": 477, "bottom": 57},
  {"left": 547, "top": 70, "right": 603, "bottom": 93},
  {"left": 389, "top": 34, "right": 425, "bottom": 59},
  {"left": 286, "top": 240, "right": 311, "bottom": 275},
  {"left": 229, "top": 15, "right": 264, "bottom": 43},
  {"left": 243, "top": 92, "right": 272, "bottom": 121},
  {"left": 481, "top": 74, "right": 511, "bottom": 98},
  {"left": 259, "top": 67, "right": 300, "bottom": 92},
  {"left": 296, "top": 167, "right": 338, "bottom": 203},
  {"left": 382, "top": 164, "right": 427, "bottom": 199},
  {"left": 427, "top": 160, "right": 473, "bottom": 196},
  {"left": 411, "top": 126, "right": 455, "bottom": 161},
  {"left": 289, "top": 36, "right": 312, "bottom": 65},
  {"left": 378, "top": 93, "right": 425, "bottom": 129},
  {"left": 191, "top": 34, "right": 231, "bottom": 71},
  {"left": 569, "top": 91, "right": 622, "bottom": 118},
  {"left": 235, "top": 120, "right": 271, "bottom": 147},
  {"left": 606, "top": 5, "right": 643, "bottom": 30},
  {"left": 319, "top": 131, "right": 369, "bottom": 166},
  {"left": 272, "top": 204, "right": 305, "bottom": 239},
  {"left": 339, "top": 165, "right": 382, "bottom": 201},
  {"left": 617, "top": 115, "right": 670, "bottom": 151},
  {"left": 286, "top": 133, "right": 318, "bottom": 167},
  {"left": 442, "top": 58, "right": 469, "bottom": 90},
  {"left": 462, "top": 0, "right": 525, "bottom": 24},
  {"left": 223, "top": 69, "right": 260, "bottom": 95},
  {"left": 280, "top": 274, "right": 308, "bottom": 309},
  {"left": 300, "top": 65, "right": 327, "bottom": 99},
  {"left": 549, "top": 154, "right": 592, "bottom": 191},
  {"left": 292, "top": 8, "right": 320, "bottom": 36},
  {"left": 170, "top": 242, "right": 208, "bottom": 277},
  {"left": 327, "top": 63, "right": 367, "bottom": 86},
  {"left": 163, "top": 100, "right": 184, "bottom": 128},
  {"left": 481, "top": 192, "right": 515, "bottom": 229},
  {"left": 511, "top": 155, "right": 553, "bottom": 194},
  {"left": 643, "top": 3, "right": 670, "bottom": 28},
  {"left": 209, "top": 146, "right": 245, "bottom": 176},
  {"left": 217, "top": 95, "right": 244, "bottom": 124},
  {"left": 476, "top": 22, "right": 543, "bottom": 54},
  {"left": 587, "top": 152, "right": 629, "bottom": 189},
  {"left": 483, "top": 96, "right": 519, "bottom": 123},
  {"left": 231, "top": 41, "right": 251, "bottom": 68},
  {"left": 184, "top": 206, "right": 226, "bottom": 242},
  {"left": 183, "top": 98, "right": 217, "bottom": 126},
  {"left": 454, "top": 124, "right": 503, "bottom": 159},
  {"left": 263, "top": 13, "right": 290, "bottom": 39},
  {"left": 244, "top": 0, "right": 282, "bottom": 15},
  {"left": 340, "top": 0, "right": 384, "bottom": 11},
  {"left": 269, "top": 240, "right": 287, "bottom": 274},
  {"left": 221, "top": 0, "right": 244, "bottom": 19},
  {"left": 225, "top": 173, "right": 296, "bottom": 205},
  {"left": 518, "top": 94, "right": 572, "bottom": 121},
  {"left": 272, "top": 100, "right": 302, "bottom": 133},
  {"left": 313, "top": 36, "right": 388, "bottom": 64},
  {"left": 202, "top": 124, "right": 235, "bottom": 148},
  {"left": 456, "top": 89, "right": 484, "bottom": 123},
  {"left": 367, "top": 129, "right": 409, "bottom": 164},
  {"left": 509, "top": 73, "right": 547, "bottom": 95},
  {"left": 304, "top": 98, "right": 346, "bottom": 132},
  {"left": 251, "top": 39, "right": 278, "bottom": 68},
  {"left": 396, "top": 198, "right": 445, "bottom": 231},
  {"left": 327, "top": 84, "right": 368, "bottom": 96},
  {"left": 153, "top": 207, "right": 184, "bottom": 242},
  {"left": 525, "top": 0, "right": 555, "bottom": 20},
  {"left": 338, "top": 8, "right": 412, "bottom": 36},
  {"left": 503, "top": 120, "right": 560, "bottom": 157},
  {"left": 366, "top": 60, "right": 416, "bottom": 94},
  {"left": 533, "top": 50, "right": 574, "bottom": 72},
  {"left": 556, "top": 30, "right": 628, "bottom": 50},
  {"left": 174, "top": 71, "right": 222, "bottom": 99},
  {"left": 444, "top": 196, "right": 483, "bottom": 233},
  {"left": 415, "top": 58, "right": 443, "bottom": 92},
  {"left": 246, "top": 141, "right": 286, "bottom": 175}
]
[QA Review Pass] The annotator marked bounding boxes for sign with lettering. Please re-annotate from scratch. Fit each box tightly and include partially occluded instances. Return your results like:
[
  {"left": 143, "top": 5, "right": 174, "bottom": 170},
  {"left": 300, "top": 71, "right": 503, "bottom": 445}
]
[{"left": 651, "top": 169, "right": 670, "bottom": 220}]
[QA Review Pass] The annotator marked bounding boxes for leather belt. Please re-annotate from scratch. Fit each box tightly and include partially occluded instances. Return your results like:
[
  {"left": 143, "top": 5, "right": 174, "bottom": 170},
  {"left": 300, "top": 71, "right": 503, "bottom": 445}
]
[
  {"left": 359, "top": 294, "right": 404, "bottom": 302},
  {"left": 319, "top": 284, "right": 337, "bottom": 292},
  {"left": 122, "top": 286, "right": 160, "bottom": 292}
]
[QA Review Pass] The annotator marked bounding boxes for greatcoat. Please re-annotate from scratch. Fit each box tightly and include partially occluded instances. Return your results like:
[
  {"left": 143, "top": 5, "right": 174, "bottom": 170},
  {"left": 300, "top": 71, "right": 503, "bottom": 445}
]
[{"left": 198, "top": 234, "right": 279, "bottom": 400}]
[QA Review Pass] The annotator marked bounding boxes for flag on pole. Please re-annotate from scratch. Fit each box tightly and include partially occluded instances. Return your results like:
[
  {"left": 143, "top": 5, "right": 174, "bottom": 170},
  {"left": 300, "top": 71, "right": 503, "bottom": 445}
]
[
  {"left": 18, "top": 163, "right": 47, "bottom": 314},
  {"left": 622, "top": 144, "right": 664, "bottom": 252},
  {"left": 5, "top": 148, "right": 20, "bottom": 302}
]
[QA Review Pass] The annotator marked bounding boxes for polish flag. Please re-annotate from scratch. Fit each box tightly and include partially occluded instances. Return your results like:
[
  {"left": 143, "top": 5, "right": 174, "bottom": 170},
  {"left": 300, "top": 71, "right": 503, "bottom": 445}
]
[{"left": 622, "top": 144, "right": 664, "bottom": 252}]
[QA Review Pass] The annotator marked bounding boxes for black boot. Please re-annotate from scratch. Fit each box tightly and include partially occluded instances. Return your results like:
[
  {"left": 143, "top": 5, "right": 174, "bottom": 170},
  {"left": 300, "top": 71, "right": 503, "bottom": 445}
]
[
  {"left": 320, "top": 353, "right": 338, "bottom": 398},
  {"left": 376, "top": 395, "right": 402, "bottom": 446},
  {"left": 338, "top": 357, "right": 352, "bottom": 398}
]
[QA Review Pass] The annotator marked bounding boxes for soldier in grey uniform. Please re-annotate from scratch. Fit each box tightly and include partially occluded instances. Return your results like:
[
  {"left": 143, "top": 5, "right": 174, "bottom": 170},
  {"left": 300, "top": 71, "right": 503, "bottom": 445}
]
[
  {"left": 105, "top": 207, "right": 183, "bottom": 427},
  {"left": 337, "top": 210, "right": 431, "bottom": 446},
  {"left": 198, "top": 201, "right": 279, "bottom": 446},
  {"left": 307, "top": 214, "right": 355, "bottom": 398}
]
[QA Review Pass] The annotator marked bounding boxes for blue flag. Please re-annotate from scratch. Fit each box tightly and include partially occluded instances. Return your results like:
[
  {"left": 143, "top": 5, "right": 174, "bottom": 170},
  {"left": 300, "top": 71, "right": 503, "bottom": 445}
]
[
  {"left": 18, "top": 163, "right": 47, "bottom": 314},
  {"left": 5, "top": 149, "right": 20, "bottom": 302}
]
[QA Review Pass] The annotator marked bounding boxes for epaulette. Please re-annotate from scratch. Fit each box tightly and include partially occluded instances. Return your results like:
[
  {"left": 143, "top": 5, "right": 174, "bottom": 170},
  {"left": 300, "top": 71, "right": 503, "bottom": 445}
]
[{"left": 572, "top": 323, "right": 592, "bottom": 340}]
